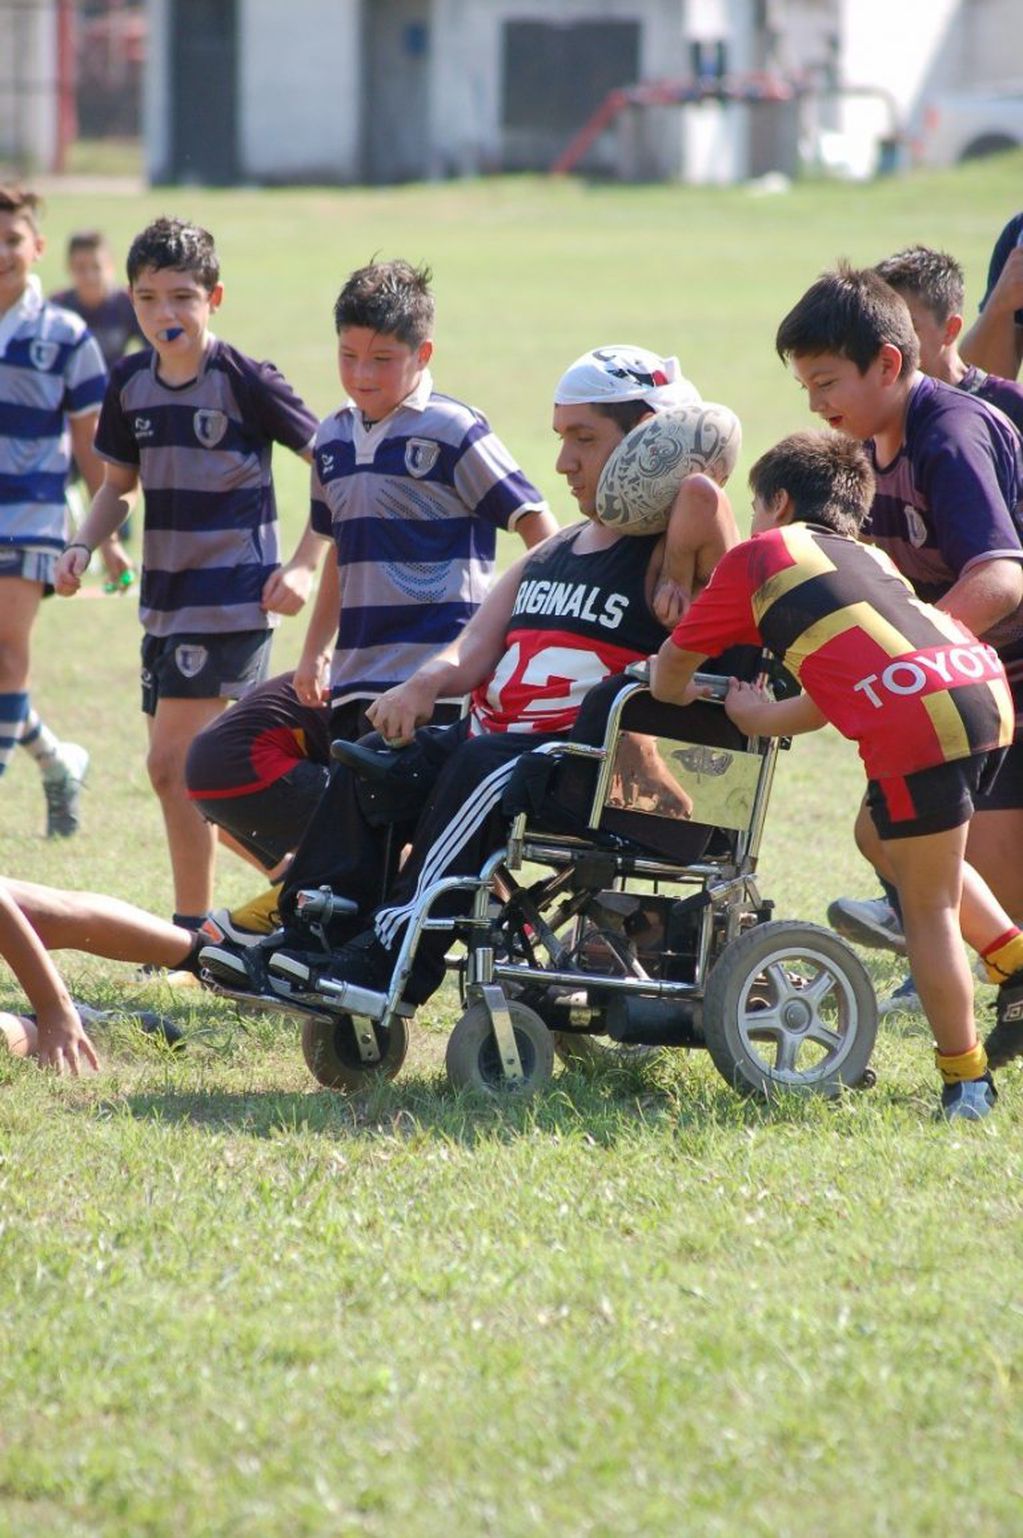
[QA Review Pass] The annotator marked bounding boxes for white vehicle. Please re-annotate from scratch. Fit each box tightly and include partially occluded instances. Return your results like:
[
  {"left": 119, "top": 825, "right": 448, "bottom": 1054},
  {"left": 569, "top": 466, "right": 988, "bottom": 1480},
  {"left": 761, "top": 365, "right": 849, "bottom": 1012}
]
[{"left": 912, "top": 82, "right": 1023, "bottom": 167}]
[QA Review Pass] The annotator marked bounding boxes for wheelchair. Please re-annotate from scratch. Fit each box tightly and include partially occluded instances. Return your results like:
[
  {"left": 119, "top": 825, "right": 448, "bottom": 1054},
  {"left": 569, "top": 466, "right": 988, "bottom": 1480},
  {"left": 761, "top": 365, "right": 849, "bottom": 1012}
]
[{"left": 251, "top": 663, "right": 878, "bottom": 1104}]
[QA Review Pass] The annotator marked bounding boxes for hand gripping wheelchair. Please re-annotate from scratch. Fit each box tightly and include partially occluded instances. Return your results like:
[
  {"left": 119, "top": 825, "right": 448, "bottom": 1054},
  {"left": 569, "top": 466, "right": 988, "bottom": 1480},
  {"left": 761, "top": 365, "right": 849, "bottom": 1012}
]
[{"left": 257, "top": 665, "right": 879, "bottom": 1103}]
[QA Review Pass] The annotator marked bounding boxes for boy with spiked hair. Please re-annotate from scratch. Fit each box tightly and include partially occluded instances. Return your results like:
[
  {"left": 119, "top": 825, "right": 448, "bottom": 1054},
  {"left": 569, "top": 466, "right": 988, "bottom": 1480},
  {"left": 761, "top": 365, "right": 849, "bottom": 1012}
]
[
  {"left": 773, "top": 261, "right": 1023, "bottom": 1071},
  {"left": 54, "top": 216, "right": 323, "bottom": 932},
  {"left": 293, "top": 257, "right": 557, "bottom": 738},
  {"left": 653, "top": 429, "right": 1021, "bottom": 1120}
]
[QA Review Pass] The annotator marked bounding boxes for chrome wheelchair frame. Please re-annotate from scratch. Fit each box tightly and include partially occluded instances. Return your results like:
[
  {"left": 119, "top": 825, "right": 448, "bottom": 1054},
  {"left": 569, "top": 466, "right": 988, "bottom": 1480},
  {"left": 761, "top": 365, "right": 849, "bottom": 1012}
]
[{"left": 288, "top": 674, "right": 878, "bottom": 1102}]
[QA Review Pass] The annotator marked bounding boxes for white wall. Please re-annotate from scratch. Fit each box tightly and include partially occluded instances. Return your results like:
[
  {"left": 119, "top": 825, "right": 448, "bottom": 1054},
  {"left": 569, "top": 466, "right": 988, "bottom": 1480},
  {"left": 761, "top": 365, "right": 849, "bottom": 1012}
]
[
  {"left": 428, "top": 0, "right": 692, "bottom": 177},
  {"left": 840, "top": 0, "right": 962, "bottom": 114},
  {"left": 958, "top": 0, "right": 1023, "bottom": 87},
  {"left": 679, "top": 0, "right": 756, "bottom": 184},
  {"left": 0, "top": 0, "right": 58, "bottom": 171},
  {"left": 143, "top": 0, "right": 171, "bottom": 181},
  {"left": 144, "top": 0, "right": 363, "bottom": 185},
  {"left": 239, "top": 0, "right": 362, "bottom": 182}
]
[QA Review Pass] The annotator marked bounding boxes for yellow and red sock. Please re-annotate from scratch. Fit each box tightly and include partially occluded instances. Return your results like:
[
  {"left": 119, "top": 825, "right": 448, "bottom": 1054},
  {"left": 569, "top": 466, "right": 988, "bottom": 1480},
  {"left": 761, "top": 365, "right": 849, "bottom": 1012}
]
[
  {"left": 979, "top": 928, "right": 1023, "bottom": 985},
  {"left": 935, "top": 1040, "right": 989, "bottom": 1085}
]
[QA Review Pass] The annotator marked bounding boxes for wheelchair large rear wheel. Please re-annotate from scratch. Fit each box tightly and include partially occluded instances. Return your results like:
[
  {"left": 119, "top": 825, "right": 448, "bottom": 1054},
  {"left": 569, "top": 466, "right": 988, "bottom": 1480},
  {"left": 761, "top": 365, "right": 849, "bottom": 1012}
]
[
  {"left": 702, "top": 920, "right": 877, "bottom": 1099},
  {"left": 446, "top": 1000, "right": 555, "bottom": 1097},
  {"left": 301, "top": 1011, "right": 409, "bottom": 1091}
]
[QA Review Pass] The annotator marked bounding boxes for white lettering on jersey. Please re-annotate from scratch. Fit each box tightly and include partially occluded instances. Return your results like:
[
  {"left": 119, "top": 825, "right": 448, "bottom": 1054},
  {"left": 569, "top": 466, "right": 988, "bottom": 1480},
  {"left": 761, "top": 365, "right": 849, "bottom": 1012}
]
[
  {"left": 852, "top": 643, "right": 1001, "bottom": 708},
  {"left": 511, "top": 578, "right": 628, "bottom": 630}
]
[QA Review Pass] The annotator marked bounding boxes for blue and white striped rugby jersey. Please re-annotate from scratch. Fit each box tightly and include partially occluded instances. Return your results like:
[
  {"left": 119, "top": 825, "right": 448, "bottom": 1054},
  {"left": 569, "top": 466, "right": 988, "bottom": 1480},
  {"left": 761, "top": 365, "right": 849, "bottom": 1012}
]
[
  {"left": 310, "top": 371, "right": 548, "bottom": 704},
  {"left": 96, "top": 338, "right": 318, "bottom": 637},
  {"left": 0, "top": 277, "right": 107, "bottom": 554}
]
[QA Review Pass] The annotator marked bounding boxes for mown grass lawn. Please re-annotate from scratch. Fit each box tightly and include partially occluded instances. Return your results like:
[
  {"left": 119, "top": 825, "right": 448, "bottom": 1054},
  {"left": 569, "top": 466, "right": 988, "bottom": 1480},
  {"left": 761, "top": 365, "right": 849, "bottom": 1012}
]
[{"left": 1, "top": 159, "right": 1021, "bottom": 1536}]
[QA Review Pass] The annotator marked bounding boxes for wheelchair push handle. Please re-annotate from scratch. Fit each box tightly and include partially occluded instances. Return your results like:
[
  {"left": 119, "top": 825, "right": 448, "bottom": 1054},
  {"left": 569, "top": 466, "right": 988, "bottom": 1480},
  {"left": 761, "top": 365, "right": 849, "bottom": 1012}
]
[{"left": 623, "top": 658, "right": 731, "bottom": 703}]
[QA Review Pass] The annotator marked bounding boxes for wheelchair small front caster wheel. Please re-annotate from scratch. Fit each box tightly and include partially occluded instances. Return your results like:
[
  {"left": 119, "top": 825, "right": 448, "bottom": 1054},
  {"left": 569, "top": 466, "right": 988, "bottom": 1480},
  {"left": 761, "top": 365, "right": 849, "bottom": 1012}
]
[
  {"left": 302, "top": 1011, "right": 409, "bottom": 1091},
  {"left": 446, "top": 1000, "right": 554, "bottom": 1097}
]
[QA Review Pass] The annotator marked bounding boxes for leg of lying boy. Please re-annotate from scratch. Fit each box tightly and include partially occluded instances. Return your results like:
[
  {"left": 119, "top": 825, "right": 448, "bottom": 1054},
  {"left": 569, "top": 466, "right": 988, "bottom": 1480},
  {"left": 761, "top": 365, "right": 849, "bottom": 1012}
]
[{"left": 4, "top": 877, "right": 206, "bottom": 971}]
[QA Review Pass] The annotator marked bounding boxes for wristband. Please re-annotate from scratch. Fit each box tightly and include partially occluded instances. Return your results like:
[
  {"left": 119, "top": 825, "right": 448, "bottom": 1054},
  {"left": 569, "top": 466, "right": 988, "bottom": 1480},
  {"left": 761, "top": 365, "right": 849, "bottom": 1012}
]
[{"left": 64, "top": 541, "right": 93, "bottom": 558}]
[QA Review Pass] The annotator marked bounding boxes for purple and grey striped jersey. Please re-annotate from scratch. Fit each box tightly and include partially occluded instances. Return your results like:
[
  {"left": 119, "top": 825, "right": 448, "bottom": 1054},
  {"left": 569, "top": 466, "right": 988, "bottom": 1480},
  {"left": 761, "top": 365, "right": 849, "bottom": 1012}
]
[
  {"left": 865, "top": 373, "right": 1023, "bottom": 691},
  {"left": 310, "top": 370, "right": 549, "bottom": 704},
  {"left": 96, "top": 338, "right": 317, "bottom": 637},
  {"left": 0, "top": 278, "right": 107, "bottom": 554},
  {"left": 959, "top": 364, "right": 1023, "bottom": 435}
]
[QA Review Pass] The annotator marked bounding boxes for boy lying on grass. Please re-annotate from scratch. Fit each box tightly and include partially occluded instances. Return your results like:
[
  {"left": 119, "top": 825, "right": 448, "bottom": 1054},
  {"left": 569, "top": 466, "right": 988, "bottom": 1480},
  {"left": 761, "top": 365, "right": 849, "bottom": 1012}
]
[{"left": 651, "top": 429, "right": 1023, "bottom": 1122}]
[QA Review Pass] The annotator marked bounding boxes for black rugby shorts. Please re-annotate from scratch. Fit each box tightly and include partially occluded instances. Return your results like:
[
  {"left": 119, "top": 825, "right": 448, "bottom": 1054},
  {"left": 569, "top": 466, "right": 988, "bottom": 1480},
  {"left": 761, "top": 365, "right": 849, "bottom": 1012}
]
[
  {"left": 867, "top": 748, "right": 1008, "bottom": 842},
  {"left": 140, "top": 630, "right": 272, "bottom": 716}
]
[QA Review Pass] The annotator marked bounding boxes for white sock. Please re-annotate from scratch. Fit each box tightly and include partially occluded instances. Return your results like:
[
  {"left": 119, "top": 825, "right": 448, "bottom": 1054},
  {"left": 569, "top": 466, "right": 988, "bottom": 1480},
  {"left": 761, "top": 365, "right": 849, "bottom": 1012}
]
[{"left": 19, "top": 708, "right": 62, "bottom": 775}]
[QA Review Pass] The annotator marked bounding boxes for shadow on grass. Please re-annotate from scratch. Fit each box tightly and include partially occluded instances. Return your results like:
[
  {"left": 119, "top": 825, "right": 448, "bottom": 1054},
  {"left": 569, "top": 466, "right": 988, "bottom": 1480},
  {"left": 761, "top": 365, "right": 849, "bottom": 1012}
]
[{"left": 110, "top": 1053, "right": 881, "bottom": 1146}]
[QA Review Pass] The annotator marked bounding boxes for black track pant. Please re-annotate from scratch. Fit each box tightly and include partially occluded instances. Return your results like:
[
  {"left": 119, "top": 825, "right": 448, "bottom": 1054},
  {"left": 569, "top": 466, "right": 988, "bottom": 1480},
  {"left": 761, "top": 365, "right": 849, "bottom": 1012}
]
[{"left": 278, "top": 720, "right": 560, "bottom": 976}]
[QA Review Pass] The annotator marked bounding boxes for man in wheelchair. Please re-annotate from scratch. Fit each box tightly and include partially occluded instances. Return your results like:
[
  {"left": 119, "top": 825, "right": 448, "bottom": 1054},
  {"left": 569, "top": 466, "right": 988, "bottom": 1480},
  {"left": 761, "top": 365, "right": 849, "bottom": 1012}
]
[{"left": 199, "top": 344, "right": 742, "bottom": 1008}]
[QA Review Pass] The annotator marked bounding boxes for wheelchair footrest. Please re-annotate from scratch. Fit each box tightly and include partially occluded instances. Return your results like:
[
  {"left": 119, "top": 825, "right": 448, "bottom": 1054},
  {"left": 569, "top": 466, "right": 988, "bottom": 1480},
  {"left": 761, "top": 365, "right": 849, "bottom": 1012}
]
[{"left": 204, "top": 978, "right": 340, "bottom": 1027}]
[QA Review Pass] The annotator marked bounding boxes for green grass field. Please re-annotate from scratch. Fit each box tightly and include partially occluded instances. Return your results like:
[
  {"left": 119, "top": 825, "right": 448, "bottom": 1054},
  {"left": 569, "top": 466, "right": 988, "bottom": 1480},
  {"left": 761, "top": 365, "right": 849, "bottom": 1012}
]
[{"left": 1, "top": 160, "right": 1022, "bottom": 1537}]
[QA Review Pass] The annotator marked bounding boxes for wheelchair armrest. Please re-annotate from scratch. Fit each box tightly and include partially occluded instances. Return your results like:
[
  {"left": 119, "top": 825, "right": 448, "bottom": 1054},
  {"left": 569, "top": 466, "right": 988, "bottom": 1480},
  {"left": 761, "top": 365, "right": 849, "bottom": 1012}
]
[
  {"left": 528, "top": 741, "right": 606, "bottom": 762},
  {"left": 330, "top": 737, "right": 407, "bottom": 782}
]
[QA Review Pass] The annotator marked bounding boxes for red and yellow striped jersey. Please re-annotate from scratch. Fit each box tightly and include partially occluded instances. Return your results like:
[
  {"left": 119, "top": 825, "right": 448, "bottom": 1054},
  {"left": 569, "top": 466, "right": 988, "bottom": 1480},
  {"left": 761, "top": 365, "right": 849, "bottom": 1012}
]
[{"left": 670, "top": 524, "right": 1015, "bottom": 778}]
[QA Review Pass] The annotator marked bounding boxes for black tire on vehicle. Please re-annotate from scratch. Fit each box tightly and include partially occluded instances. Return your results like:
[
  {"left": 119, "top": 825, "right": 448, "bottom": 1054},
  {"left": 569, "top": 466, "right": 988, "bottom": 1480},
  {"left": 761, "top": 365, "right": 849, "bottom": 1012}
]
[
  {"left": 702, "top": 920, "right": 877, "bottom": 1099},
  {"left": 446, "top": 999, "right": 555, "bottom": 1097},
  {"left": 301, "top": 1011, "right": 409, "bottom": 1091},
  {"left": 552, "top": 1033, "right": 663, "bottom": 1071}
]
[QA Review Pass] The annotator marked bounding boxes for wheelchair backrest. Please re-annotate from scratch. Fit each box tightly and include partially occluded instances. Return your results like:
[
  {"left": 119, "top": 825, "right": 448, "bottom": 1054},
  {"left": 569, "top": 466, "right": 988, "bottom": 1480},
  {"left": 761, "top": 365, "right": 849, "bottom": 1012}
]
[{"left": 588, "top": 682, "right": 761, "bottom": 864}]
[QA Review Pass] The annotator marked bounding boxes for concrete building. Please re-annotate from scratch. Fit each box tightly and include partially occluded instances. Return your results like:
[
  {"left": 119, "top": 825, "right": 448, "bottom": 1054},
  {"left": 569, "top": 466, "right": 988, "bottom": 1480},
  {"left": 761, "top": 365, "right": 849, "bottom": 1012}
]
[
  {"left": 0, "top": 0, "right": 64, "bottom": 173},
  {"left": 142, "top": 0, "right": 1023, "bottom": 186}
]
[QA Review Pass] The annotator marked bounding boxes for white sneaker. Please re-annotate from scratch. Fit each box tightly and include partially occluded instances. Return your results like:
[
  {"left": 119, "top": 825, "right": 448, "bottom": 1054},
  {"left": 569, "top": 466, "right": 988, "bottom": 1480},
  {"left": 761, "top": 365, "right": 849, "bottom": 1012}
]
[
  {"left": 876, "top": 974, "right": 923, "bottom": 1016},
  {"left": 827, "top": 895, "right": 906, "bottom": 956},
  {"left": 43, "top": 741, "right": 89, "bottom": 838}
]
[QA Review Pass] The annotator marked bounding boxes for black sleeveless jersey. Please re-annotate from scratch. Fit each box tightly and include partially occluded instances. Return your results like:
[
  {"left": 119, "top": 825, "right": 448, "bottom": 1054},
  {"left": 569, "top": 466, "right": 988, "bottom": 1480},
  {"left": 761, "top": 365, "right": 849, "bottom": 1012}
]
[{"left": 469, "top": 527, "right": 665, "bottom": 734}]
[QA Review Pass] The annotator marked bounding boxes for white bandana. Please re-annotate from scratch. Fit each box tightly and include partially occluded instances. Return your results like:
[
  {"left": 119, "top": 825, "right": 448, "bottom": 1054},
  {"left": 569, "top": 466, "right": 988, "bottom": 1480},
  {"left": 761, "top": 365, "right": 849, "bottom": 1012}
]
[{"left": 554, "top": 344, "right": 700, "bottom": 413}]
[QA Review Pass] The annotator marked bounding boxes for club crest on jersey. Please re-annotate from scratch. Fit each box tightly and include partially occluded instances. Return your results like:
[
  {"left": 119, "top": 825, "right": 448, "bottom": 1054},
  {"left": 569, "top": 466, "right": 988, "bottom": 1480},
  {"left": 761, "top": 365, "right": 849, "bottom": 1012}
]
[
  {"left": 174, "top": 644, "right": 208, "bottom": 680},
  {"left": 904, "top": 505, "right": 928, "bottom": 549},
  {"left": 194, "top": 409, "right": 228, "bottom": 448},
  {"left": 405, "top": 438, "right": 440, "bottom": 478},
  {"left": 29, "top": 339, "right": 59, "bottom": 371}
]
